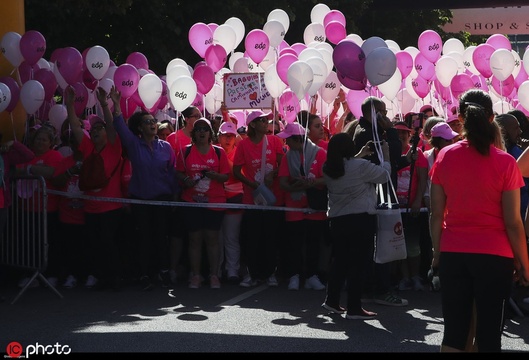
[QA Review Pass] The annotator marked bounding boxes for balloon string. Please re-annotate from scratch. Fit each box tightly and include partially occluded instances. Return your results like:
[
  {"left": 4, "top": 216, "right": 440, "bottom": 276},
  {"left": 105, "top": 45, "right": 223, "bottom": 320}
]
[{"left": 10, "top": 113, "right": 16, "bottom": 141}]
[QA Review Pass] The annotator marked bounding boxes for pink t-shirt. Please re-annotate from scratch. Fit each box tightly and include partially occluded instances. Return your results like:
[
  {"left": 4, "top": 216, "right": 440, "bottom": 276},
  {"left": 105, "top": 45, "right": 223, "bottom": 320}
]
[
  {"left": 278, "top": 148, "right": 327, "bottom": 222},
  {"left": 430, "top": 140, "right": 524, "bottom": 258},
  {"left": 54, "top": 156, "right": 85, "bottom": 225},
  {"left": 79, "top": 136, "right": 123, "bottom": 214},
  {"left": 316, "top": 139, "right": 328, "bottom": 151},
  {"left": 167, "top": 129, "right": 191, "bottom": 158},
  {"left": 176, "top": 145, "right": 230, "bottom": 205},
  {"left": 233, "top": 135, "right": 285, "bottom": 205}
]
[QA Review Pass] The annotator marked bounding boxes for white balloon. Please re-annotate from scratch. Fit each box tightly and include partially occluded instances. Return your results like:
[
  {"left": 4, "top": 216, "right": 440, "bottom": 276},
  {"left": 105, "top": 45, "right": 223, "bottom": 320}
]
[
  {"left": 99, "top": 78, "right": 114, "bottom": 97},
  {"left": 204, "top": 83, "right": 223, "bottom": 114},
  {"left": 86, "top": 45, "right": 110, "bottom": 80},
  {"left": 490, "top": 48, "right": 515, "bottom": 82},
  {"left": 287, "top": 61, "right": 313, "bottom": 101},
  {"left": 224, "top": 17, "right": 245, "bottom": 50},
  {"left": 385, "top": 39, "right": 401, "bottom": 52},
  {"left": 303, "top": 23, "right": 325, "bottom": 45},
  {"left": 377, "top": 68, "right": 402, "bottom": 101},
  {"left": 37, "top": 58, "right": 51, "bottom": 71},
  {"left": 267, "top": 9, "right": 290, "bottom": 34},
  {"left": 215, "top": 67, "right": 231, "bottom": 86},
  {"left": 103, "top": 65, "right": 118, "bottom": 82},
  {"left": 346, "top": 34, "right": 363, "bottom": 47},
  {"left": 523, "top": 48, "right": 529, "bottom": 76},
  {"left": 0, "top": 31, "right": 23, "bottom": 67},
  {"left": 48, "top": 104, "right": 67, "bottom": 131},
  {"left": 319, "top": 71, "right": 341, "bottom": 104},
  {"left": 264, "top": 63, "right": 287, "bottom": 98},
  {"left": 445, "top": 51, "right": 465, "bottom": 73},
  {"left": 228, "top": 52, "right": 245, "bottom": 71},
  {"left": 166, "top": 58, "right": 188, "bottom": 75},
  {"left": 233, "top": 57, "right": 250, "bottom": 72},
  {"left": 138, "top": 73, "right": 162, "bottom": 110},
  {"left": 463, "top": 46, "right": 480, "bottom": 75},
  {"left": 166, "top": 65, "right": 191, "bottom": 90},
  {"left": 169, "top": 75, "right": 197, "bottom": 112},
  {"left": 298, "top": 48, "right": 322, "bottom": 63},
  {"left": 305, "top": 56, "right": 328, "bottom": 96},
  {"left": 213, "top": 24, "right": 237, "bottom": 54},
  {"left": 0, "top": 82, "right": 12, "bottom": 113},
  {"left": 86, "top": 90, "right": 97, "bottom": 109},
  {"left": 443, "top": 38, "right": 465, "bottom": 55},
  {"left": 263, "top": 20, "right": 285, "bottom": 48},
  {"left": 518, "top": 80, "right": 529, "bottom": 111},
  {"left": 259, "top": 47, "right": 276, "bottom": 71},
  {"left": 317, "top": 48, "right": 333, "bottom": 78},
  {"left": 511, "top": 50, "right": 522, "bottom": 79},
  {"left": 435, "top": 56, "right": 459, "bottom": 88},
  {"left": 310, "top": 3, "right": 331, "bottom": 25},
  {"left": 20, "top": 80, "right": 45, "bottom": 114},
  {"left": 493, "top": 99, "right": 513, "bottom": 114}
]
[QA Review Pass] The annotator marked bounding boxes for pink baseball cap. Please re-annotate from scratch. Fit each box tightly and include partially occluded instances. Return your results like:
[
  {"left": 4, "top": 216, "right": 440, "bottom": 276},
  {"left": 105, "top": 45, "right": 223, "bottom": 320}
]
[
  {"left": 218, "top": 121, "right": 237, "bottom": 135},
  {"left": 393, "top": 121, "right": 412, "bottom": 132},
  {"left": 88, "top": 114, "right": 105, "bottom": 128},
  {"left": 431, "top": 122, "right": 459, "bottom": 140},
  {"left": 276, "top": 122, "right": 306, "bottom": 139},
  {"left": 446, "top": 114, "right": 459, "bottom": 123},
  {"left": 246, "top": 110, "right": 273, "bottom": 123}
]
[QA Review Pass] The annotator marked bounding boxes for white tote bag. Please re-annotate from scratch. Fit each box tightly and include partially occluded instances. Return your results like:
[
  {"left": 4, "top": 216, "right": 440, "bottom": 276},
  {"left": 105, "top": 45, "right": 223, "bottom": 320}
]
[{"left": 374, "top": 181, "right": 407, "bottom": 264}]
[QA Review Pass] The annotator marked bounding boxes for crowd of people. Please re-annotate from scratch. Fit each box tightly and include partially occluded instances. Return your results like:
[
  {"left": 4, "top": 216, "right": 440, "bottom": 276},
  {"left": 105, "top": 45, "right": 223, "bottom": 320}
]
[{"left": 2, "top": 85, "right": 529, "bottom": 352}]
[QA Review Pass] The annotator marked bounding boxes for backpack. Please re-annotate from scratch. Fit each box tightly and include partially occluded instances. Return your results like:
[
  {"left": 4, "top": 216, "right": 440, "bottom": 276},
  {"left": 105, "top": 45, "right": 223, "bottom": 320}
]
[{"left": 79, "top": 150, "right": 121, "bottom": 192}]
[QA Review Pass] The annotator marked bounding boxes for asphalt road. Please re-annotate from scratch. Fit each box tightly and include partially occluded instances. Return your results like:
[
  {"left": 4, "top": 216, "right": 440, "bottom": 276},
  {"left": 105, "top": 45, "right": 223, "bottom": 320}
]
[{"left": 1, "top": 279, "right": 529, "bottom": 354}]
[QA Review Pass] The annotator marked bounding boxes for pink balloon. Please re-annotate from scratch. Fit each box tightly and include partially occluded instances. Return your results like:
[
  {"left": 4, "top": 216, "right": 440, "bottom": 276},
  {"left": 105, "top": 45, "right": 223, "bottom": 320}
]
[
  {"left": 82, "top": 68, "right": 98, "bottom": 91},
  {"left": 417, "top": 30, "right": 442, "bottom": 64},
  {"left": 469, "top": 72, "right": 488, "bottom": 92},
  {"left": 208, "top": 23, "right": 219, "bottom": 33},
  {"left": 188, "top": 22, "right": 213, "bottom": 58},
  {"left": 433, "top": 78, "right": 452, "bottom": 102},
  {"left": 333, "top": 40, "right": 366, "bottom": 82},
  {"left": 19, "top": 60, "right": 39, "bottom": 84},
  {"left": 325, "top": 21, "right": 346, "bottom": 45},
  {"left": 415, "top": 52, "right": 435, "bottom": 81},
  {"left": 204, "top": 44, "right": 227, "bottom": 73},
  {"left": 410, "top": 76, "right": 430, "bottom": 99},
  {"left": 126, "top": 52, "right": 149, "bottom": 70},
  {"left": 71, "top": 82, "right": 88, "bottom": 117},
  {"left": 346, "top": 89, "right": 369, "bottom": 119},
  {"left": 192, "top": 64, "right": 215, "bottom": 94},
  {"left": 244, "top": 29, "right": 270, "bottom": 65},
  {"left": 515, "top": 62, "right": 528, "bottom": 88},
  {"left": 157, "top": 80, "right": 169, "bottom": 110},
  {"left": 450, "top": 73, "right": 474, "bottom": 99},
  {"left": 491, "top": 74, "right": 515, "bottom": 97},
  {"left": 276, "top": 53, "right": 298, "bottom": 86},
  {"left": 0, "top": 76, "right": 20, "bottom": 112},
  {"left": 114, "top": 63, "right": 140, "bottom": 99},
  {"left": 56, "top": 47, "right": 83, "bottom": 86},
  {"left": 396, "top": 51, "right": 413, "bottom": 79},
  {"left": 486, "top": 34, "right": 512, "bottom": 51},
  {"left": 120, "top": 96, "right": 139, "bottom": 119},
  {"left": 81, "top": 47, "right": 89, "bottom": 71},
  {"left": 472, "top": 43, "right": 495, "bottom": 78},
  {"left": 192, "top": 92, "right": 204, "bottom": 113},
  {"left": 279, "top": 47, "right": 297, "bottom": 57},
  {"left": 19, "top": 30, "right": 46, "bottom": 66},
  {"left": 323, "top": 9, "right": 346, "bottom": 27},
  {"left": 34, "top": 68, "right": 57, "bottom": 101},
  {"left": 278, "top": 90, "right": 300, "bottom": 123},
  {"left": 337, "top": 70, "right": 366, "bottom": 91}
]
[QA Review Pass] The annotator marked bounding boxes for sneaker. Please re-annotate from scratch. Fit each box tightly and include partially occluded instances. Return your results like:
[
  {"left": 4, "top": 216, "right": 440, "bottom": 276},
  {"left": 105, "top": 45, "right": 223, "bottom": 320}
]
[
  {"left": 62, "top": 275, "right": 77, "bottom": 289},
  {"left": 140, "top": 275, "right": 154, "bottom": 291},
  {"left": 304, "top": 275, "right": 326, "bottom": 290},
  {"left": 189, "top": 274, "right": 202, "bottom": 289},
  {"left": 18, "top": 277, "right": 39, "bottom": 288},
  {"left": 239, "top": 275, "right": 257, "bottom": 288},
  {"left": 267, "top": 274, "right": 278, "bottom": 287},
  {"left": 159, "top": 270, "right": 171, "bottom": 288},
  {"left": 85, "top": 275, "right": 98, "bottom": 289},
  {"left": 374, "top": 292, "right": 409, "bottom": 307},
  {"left": 398, "top": 278, "right": 413, "bottom": 291},
  {"left": 345, "top": 308, "right": 377, "bottom": 320},
  {"left": 46, "top": 277, "right": 58, "bottom": 288},
  {"left": 288, "top": 274, "right": 300, "bottom": 291},
  {"left": 321, "top": 302, "right": 347, "bottom": 314},
  {"left": 209, "top": 275, "right": 221, "bottom": 289},
  {"left": 412, "top": 276, "right": 425, "bottom": 291}
]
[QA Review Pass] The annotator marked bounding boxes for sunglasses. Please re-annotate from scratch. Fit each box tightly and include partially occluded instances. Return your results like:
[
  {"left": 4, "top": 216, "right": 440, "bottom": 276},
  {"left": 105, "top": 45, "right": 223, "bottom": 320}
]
[
  {"left": 194, "top": 126, "right": 210, "bottom": 133},
  {"left": 90, "top": 126, "right": 105, "bottom": 132},
  {"left": 141, "top": 118, "right": 156, "bottom": 125}
]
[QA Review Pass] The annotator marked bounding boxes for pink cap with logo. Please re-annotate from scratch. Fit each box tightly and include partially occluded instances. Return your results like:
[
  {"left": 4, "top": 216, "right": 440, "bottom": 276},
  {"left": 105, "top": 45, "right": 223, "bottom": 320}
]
[
  {"left": 218, "top": 121, "right": 237, "bottom": 135},
  {"left": 276, "top": 122, "right": 306, "bottom": 139},
  {"left": 431, "top": 122, "right": 459, "bottom": 140},
  {"left": 246, "top": 110, "right": 273, "bottom": 123}
]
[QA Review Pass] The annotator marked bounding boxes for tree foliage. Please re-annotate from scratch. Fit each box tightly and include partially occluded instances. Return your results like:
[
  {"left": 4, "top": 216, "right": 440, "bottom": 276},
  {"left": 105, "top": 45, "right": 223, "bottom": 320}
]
[{"left": 24, "top": 0, "right": 458, "bottom": 75}]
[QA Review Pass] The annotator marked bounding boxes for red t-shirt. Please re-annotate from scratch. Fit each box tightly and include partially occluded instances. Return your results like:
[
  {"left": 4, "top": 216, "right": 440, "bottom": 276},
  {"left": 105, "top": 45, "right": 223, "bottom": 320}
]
[
  {"left": 396, "top": 144, "right": 428, "bottom": 205},
  {"left": 233, "top": 135, "right": 285, "bottom": 205},
  {"left": 176, "top": 145, "right": 230, "bottom": 205}
]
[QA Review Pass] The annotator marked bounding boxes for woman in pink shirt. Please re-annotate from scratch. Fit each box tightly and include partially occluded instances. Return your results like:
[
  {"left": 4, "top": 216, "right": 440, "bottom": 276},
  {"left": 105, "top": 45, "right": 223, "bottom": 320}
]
[{"left": 430, "top": 89, "right": 529, "bottom": 352}]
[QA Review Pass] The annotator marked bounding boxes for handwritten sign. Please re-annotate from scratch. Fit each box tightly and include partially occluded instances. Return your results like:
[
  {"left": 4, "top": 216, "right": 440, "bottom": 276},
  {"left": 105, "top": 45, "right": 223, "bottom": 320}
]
[{"left": 223, "top": 72, "right": 273, "bottom": 110}]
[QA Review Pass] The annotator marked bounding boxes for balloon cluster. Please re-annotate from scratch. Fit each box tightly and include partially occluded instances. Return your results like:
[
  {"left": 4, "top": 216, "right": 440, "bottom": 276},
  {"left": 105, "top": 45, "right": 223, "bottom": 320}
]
[{"left": 2, "top": 3, "right": 529, "bottom": 131}]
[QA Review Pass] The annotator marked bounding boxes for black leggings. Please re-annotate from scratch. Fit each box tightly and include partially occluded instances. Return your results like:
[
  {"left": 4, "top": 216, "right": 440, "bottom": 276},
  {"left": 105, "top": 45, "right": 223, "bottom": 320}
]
[{"left": 440, "top": 252, "right": 513, "bottom": 352}]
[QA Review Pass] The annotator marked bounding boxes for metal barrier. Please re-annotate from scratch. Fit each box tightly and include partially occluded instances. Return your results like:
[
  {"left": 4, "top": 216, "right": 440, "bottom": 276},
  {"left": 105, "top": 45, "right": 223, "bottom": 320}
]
[{"left": 1, "top": 175, "right": 62, "bottom": 304}]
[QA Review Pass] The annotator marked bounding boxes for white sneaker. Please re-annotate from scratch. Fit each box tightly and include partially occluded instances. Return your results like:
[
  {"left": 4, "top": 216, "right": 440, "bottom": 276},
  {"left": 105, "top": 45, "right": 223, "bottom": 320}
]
[
  {"left": 63, "top": 275, "right": 77, "bottom": 289},
  {"left": 288, "top": 274, "right": 300, "bottom": 290},
  {"left": 18, "top": 277, "right": 39, "bottom": 288},
  {"left": 239, "top": 275, "right": 257, "bottom": 288},
  {"left": 267, "top": 274, "right": 278, "bottom": 287},
  {"left": 304, "top": 275, "right": 325, "bottom": 290},
  {"left": 85, "top": 275, "right": 98, "bottom": 289}
]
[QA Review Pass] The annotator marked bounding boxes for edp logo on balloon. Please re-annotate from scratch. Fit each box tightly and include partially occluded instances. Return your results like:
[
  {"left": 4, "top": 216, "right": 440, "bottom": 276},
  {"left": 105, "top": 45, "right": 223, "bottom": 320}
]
[{"left": 5, "top": 341, "right": 72, "bottom": 358}]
